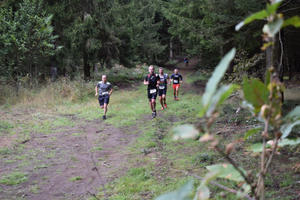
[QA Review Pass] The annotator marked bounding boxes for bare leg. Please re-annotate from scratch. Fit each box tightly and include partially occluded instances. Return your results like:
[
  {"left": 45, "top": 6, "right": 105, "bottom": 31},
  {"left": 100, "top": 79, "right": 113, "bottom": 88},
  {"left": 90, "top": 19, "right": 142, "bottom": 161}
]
[
  {"left": 176, "top": 87, "right": 179, "bottom": 98},
  {"left": 151, "top": 99, "right": 156, "bottom": 112},
  {"left": 159, "top": 96, "right": 164, "bottom": 108},
  {"left": 149, "top": 101, "right": 153, "bottom": 111},
  {"left": 104, "top": 103, "right": 108, "bottom": 116}
]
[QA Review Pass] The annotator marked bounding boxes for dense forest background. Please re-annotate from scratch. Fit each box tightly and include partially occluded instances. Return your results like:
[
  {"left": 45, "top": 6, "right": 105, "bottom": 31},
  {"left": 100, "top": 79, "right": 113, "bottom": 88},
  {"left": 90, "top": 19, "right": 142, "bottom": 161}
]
[{"left": 1, "top": 0, "right": 300, "bottom": 84}]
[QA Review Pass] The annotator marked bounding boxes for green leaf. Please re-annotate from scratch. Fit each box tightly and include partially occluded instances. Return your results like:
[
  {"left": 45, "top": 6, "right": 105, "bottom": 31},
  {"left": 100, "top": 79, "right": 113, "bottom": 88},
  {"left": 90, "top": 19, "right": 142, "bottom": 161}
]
[
  {"left": 263, "top": 17, "right": 284, "bottom": 37},
  {"left": 266, "top": 1, "right": 283, "bottom": 15},
  {"left": 200, "top": 48, "right": 236, "bottom": 117},
  {"left": 249, "top": 143, "right": 266, "bottom": 153},
  {"left": 249, "top": 138, "right": 300, "bottom": 153},
  {"left": 279, "top": 138, "right": 300, "bottom": 147},
  {"left": 206, "top": 84, "right": 239, "bottom": 117},
  {"left": 284, "top": 106, "right": 300, "bottom": 121},
  {"left": 237, "top": 183, "right": 251, "bottom": 198},
  {"left": 206, "top": 163, "right": 246, "bottom": 182},
  {"left": 235, "top": 1, "right": 282, "bottom": 31},
  {"left": 235, "top": 9, "right": 268, "bottom": 31},
  {"left": 194, "top": 185, "right": 210, "bottom": 200},
  {"left": 242, "top": 78, "right": 269, "bottom": 114},
  {"left": 281, "top": 120, "right": 300, "bottom": 139},
  {"left": 155, "top": 180, "right": 194, "bottom": 200},
  {"left": 173, "top": 124, "right": 199, "bottom": 140},
  {"left": 282, "top": 16, "right": 300, "bottom": 28},
  {"left": 244, "top": 127, "right": 262, "bottom": 140}
]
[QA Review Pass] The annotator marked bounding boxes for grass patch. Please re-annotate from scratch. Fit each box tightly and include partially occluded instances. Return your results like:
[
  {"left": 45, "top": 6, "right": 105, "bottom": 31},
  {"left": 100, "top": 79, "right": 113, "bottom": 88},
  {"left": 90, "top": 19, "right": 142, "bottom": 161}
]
[
  {"left": 186, "top": 70, "right": 210, "bottom": 84},
  {"left": 69, "top": 176, "right": 83, "bottom": 182},
  {"left": 92, "top": 145, "right": 103, "bottom": 152},
  {"left": 0, "top": 171, "right": 28, "bottom": 185},
  {"left": 0, "top": 120, "right": 14, "bottom": 134},
  {"left": 101, "top": 167, "right": 192, "bottom": 200}
]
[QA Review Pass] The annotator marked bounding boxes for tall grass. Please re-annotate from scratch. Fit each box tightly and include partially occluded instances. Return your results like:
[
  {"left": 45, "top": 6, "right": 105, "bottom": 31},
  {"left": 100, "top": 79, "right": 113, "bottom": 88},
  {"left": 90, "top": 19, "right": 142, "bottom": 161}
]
[
  {"left": 0, "top": 64, "right": 170, "bottom": 108},
  {"left": 0, "top": 78, "right": 95, "bottom": 108}
]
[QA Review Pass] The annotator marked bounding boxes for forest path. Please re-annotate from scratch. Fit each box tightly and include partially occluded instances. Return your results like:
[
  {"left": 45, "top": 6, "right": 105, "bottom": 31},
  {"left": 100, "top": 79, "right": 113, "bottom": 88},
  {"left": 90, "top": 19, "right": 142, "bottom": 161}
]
[{"left": 0, "top": 114, "right": 140, "bottom": 200}]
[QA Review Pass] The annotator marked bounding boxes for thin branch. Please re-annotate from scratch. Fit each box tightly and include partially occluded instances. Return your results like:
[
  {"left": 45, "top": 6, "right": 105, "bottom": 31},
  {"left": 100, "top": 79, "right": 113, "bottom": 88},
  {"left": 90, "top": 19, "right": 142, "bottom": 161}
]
[
  {"left": 264, "top": 136, "right": 280, "bottom": 174},
  {"left": 214, "top": 146, "right": 253, "bottom": 186},
  {"left": 257, "top": 117, "right": 269, "bottom": 200},
  {"left": 279, "top": 0, "right": 292, "bottom": 9},
  {"left": 278, "top": 30, "right": 284, "bottom": 79},
  {"left": 281, "top": 6, "right": 300, "bottom": 13}
]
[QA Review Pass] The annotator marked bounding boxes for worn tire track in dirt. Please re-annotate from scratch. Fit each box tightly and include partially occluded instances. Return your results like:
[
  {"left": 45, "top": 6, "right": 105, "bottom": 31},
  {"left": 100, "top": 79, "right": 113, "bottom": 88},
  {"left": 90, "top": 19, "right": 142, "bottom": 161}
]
[{"left": 0, "top": 118, "right": 139, "bottom": 200}]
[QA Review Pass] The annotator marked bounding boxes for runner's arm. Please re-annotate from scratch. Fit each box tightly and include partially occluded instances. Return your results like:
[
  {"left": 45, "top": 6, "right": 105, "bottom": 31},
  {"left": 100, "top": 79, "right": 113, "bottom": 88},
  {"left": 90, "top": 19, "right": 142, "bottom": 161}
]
[
  {"left": 95, "top": 85, "right": 98, "bottom": 96},
  {"left": 170, "top": 74, "right": 173, "bottom": 85},
  {"left": 109, "top": 89, "right": 113, "bottom": 96},
  {"left": 144, "top": 76, "right": 149, "bottom": 85},
  {"left": 156, "top": 79, "right": 160, "bottom": 87}
]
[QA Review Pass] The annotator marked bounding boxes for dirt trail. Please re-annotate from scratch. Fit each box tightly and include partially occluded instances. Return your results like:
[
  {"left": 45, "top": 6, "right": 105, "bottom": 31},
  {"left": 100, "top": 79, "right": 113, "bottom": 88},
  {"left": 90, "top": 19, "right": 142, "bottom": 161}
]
[{"left": 0, "top": 118, "right": 138, "bottom": 200}]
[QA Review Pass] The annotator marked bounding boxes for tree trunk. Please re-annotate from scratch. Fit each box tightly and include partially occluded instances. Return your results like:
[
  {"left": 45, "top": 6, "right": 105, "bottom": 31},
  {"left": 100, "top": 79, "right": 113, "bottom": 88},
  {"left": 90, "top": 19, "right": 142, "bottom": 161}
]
[
  {"left": 169, "top": 39, "right": 173, "bottom": 60},
  {"left": 83, "top": 50, "right": 91, "bottom": 81}
]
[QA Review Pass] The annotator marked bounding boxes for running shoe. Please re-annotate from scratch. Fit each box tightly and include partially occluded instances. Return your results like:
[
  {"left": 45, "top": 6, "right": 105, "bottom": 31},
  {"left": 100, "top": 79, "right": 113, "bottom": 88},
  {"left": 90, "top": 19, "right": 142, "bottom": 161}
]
[
  {"left": 102, "top": 115, "right": 106, "bottom": 120},
  {"left": 164, "top": 103, "right": 167, "bottom": 109},
  {"left": 152, "top": 112, "right": 155, "bottom": 119},
  {"left": 176, "top": 97, "right": 180, "bottom": 101},
  {"left": 161, "top": 106, "right": 164, "bottom": 110}
]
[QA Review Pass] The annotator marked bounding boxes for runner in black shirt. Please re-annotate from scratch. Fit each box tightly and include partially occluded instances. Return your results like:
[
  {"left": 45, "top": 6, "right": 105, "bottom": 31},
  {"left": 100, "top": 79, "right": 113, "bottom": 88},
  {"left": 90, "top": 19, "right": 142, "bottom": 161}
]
[
  {"left": 144, "top": 65, "right": 160, "bottom": 118},
  {"left": 170, "top": 68, "right": 183, "bottom": 100},
  {"left": 158, "top": 67, "right": 169, "bottom": 110}
]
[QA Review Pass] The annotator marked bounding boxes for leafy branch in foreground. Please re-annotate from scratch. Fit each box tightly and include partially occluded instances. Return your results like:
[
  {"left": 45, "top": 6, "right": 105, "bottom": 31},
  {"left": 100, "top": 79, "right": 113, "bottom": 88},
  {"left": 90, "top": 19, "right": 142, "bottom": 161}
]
[{"left": 156, "top": 1, "right": 300, "bottom": 199}]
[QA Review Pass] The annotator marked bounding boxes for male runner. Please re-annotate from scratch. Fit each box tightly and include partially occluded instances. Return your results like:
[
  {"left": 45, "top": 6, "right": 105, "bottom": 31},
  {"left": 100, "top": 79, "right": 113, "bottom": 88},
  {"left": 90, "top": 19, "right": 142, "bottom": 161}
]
[
  {"left": 158, "top": 67, "right": 169, "bottom": 110},
  {"left": 144, "top": 65, "right": 160, "bottom": 118},
  {"left": 170, "top": 68, "right": 183, "bottom": 100},
  {"left": 95, "top": 75, "right": 113, "bottom": 120}
]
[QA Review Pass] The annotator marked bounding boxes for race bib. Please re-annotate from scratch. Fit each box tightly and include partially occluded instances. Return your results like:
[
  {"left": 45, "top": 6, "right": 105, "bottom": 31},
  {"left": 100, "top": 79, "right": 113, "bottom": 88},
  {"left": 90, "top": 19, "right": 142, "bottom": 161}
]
[
  {"left": 150, "top": 89, "right": 157, "bottom": 94},
  {"left": 102, "top": 91, "right": 109, "bottom": 95},
  {"left": 159, "top": 86, "right": 165, "bottom": 90},
  {"left": 174, "top": 80, "right": 178, "bottom": 83}
]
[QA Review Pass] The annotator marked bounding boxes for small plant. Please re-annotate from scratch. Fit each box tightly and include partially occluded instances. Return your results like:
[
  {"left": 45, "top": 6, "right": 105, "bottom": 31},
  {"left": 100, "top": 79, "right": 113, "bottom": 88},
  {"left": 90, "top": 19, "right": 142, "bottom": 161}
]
[
  {"left": 0, "top": 171, "right": 28, "bottom": 186},
  {"left": 69, "top": 176, "right": 83, "bottom": 182},
  {"left": 156, "top": 1, "right": 300, "bottom": 199}
]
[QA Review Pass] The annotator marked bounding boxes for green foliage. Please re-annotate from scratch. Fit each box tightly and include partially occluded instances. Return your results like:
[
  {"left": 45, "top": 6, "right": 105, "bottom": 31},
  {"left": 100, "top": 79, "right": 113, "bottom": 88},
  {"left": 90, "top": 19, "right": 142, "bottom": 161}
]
[
  {"left": 235, "top": 0, "right": 282, "bottom": 31},
  {"left": 242, "top": 78, "right": 269, "bottom": 114},
  {"left": 263, "top": 17, "right": 283, "bottom": 37},
  {"left": 282, "top": 16, "right": 300, "bottom": 28},
  {"left": 206, "top": 164, "right": 246, "bottom": 182},
  {"left": 250, "top": 138, "right": 300, "bottom": 153},
  {"left": 155, "top": 180, "right": 194, "bottom": 200},
  {"left": 0, "top": 0, "right": 58, "bottom": 80},
  {"left": 172, "top": 124, "right": 199, "bottom": 140},
  {"left": 199, "top": 49, "right": 236, "bottom": 117},
  {"left": 69, "top": 176, "right": 82, "bottom": 182},
  {"left": 163, "top": 0, "right": 263, "bottom": 66},
  {"left": 281, "top": 106, "right": 300, "bottom": 138},
  {"left": 244, "top": 127, "right": 262, "bottom": 140}
]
